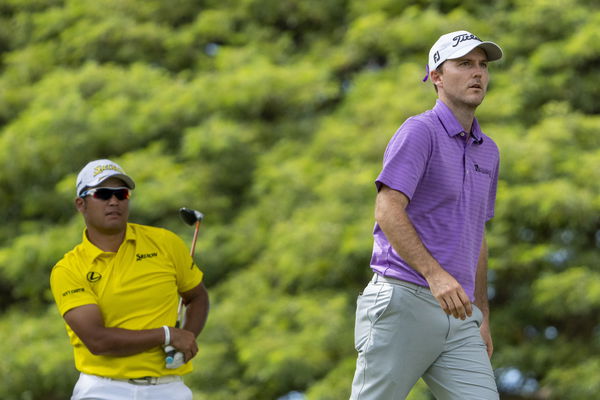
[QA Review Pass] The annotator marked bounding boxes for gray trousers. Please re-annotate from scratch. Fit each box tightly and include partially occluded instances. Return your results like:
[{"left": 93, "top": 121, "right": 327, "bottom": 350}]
[{"left": 350, "top": 274, "right": 499, "bottom": 400}]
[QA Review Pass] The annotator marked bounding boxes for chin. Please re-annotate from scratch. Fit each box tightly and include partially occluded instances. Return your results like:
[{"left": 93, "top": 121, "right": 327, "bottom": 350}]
[
  {"left": 465, "top": 96, "right": 484, "bottom": 107},
  {"left": 102, "top": 222, "right": 127, "bottom": 234}
]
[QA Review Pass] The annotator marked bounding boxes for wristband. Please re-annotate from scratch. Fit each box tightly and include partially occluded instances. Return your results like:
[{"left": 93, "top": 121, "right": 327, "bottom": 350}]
[{"left": 163, "top": 325, "right": 171, "bottom": 346}]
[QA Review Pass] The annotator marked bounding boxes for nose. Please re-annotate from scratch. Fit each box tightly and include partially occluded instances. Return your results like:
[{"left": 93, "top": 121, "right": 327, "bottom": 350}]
[
  {"left": 473, "top": 65, "right": 484, "bottom": 76},
  {"left": 473, "top": 61, "right": 487, "bottom": 75},
  {"left": 107, "top": 194, "right": 121, "bottom": 204}
]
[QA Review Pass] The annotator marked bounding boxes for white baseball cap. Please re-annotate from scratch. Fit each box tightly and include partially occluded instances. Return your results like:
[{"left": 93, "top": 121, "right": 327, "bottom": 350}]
[
  {"left": 76, "top": 159, "right": 135, "bottom": 197},
  {"left": 424, "top": 30, "right": 503, "bottom": 80}
]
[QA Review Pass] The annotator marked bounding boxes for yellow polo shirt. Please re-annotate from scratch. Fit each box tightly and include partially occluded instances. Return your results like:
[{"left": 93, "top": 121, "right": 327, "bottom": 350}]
[{"left": 50, "top": 223, "right": 203, "bottom": 378}]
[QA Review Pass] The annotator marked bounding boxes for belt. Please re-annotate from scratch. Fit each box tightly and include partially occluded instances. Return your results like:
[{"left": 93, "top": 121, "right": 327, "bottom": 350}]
[
  {"left": 372, "top": 273, "right": 430, "bottom": 292},
  {"left": 115, "top": 375, "right": 182, "bottom": 386}
]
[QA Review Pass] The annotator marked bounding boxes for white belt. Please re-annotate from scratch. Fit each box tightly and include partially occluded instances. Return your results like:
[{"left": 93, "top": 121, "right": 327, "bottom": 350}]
[{"left": 115, "top": 375, "right": 182, "bottom": 386}]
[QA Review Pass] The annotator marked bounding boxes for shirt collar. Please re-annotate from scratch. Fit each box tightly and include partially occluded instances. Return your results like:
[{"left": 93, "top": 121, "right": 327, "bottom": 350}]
[
  {"left": 433, "top": 99, "right": 484, "bottom": 144},
  {"left": 81, "top": 223, "right": 136, "bottom": 261}
]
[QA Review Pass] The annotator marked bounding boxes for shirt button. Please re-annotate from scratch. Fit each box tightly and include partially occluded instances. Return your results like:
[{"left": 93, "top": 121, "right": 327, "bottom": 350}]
[{"left": 460, "top": 132, "right": 465, "bottom": 137}]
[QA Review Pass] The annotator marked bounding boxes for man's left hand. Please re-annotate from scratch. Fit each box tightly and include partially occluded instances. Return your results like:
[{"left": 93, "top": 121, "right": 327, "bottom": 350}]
[{"left": 480, "top": 319, "right": 494, "bottom": 358}]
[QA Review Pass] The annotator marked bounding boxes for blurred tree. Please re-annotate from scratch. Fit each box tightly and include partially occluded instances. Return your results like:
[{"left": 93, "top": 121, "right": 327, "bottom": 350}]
[{"left": 0, "top": 0, "right": 599, "bottom": 399}]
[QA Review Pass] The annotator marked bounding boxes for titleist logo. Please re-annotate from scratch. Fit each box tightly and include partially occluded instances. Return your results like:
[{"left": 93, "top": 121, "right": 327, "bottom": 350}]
[
  {"left": 452, "top": 33, "right": 481, "bottom": 47},
  {"left": 474, "top": 164, "right": 492, "bottom": 177}
]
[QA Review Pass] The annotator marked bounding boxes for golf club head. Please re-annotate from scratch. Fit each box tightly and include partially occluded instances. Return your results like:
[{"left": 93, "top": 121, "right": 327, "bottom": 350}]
[{"left": 179, "top": 207, "right": 204, "bottom": 226}]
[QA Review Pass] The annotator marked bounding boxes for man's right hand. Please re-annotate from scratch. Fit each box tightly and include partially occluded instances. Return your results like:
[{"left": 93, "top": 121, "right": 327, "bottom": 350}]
[
  {"left": 169, "top": 327, "right": 198, "bottom": 362},
  {"left": 425, "top": 267, "right": 472, "bottom": 320}
]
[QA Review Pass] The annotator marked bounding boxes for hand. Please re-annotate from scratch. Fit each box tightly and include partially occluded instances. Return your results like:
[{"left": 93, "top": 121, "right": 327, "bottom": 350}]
[
  {"left": 164, "top": 346, "right": 186, "bottom": 369},
  {"left": 169, "top": 327, "right": 199, "bottom": 363},
  {"left": 425, "top": 267, "right": 472, "bottom": 320}
]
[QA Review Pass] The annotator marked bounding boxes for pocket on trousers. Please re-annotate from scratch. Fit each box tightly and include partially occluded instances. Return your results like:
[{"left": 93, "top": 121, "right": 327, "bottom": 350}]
[
  {"left": 354, "top": 283, "right": 394, "bottom": 352},
  {"left": 71, "top": 374, "right": 100, "bottom": 399},
  {"left": 369, "top": 284, "right": 394, "bottom": 324},
  {"left": 472, "top": 305, "right": 484, "bottom": 328}
]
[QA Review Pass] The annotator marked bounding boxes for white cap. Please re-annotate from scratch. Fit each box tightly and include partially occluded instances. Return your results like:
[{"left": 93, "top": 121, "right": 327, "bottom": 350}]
[
  {"left": 428, "top": 30, "right": 503, "bottom": 72},
  {"left": 76, "top": 159, "right": 135, "bottom": 197}
]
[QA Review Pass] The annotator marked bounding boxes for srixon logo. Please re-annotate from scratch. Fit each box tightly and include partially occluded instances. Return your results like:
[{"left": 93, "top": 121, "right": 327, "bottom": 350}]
[
  {"left": 136, "top": 252, "right": 158, "bottom": 261},
  {"left": 452, "top": 33, "right": 482, "bottom": 47}
]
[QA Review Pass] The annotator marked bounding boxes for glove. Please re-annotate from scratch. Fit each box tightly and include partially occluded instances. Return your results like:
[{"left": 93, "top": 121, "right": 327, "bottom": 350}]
[{"left": 164, "top": 345, "right": 185, "bottom": 369}]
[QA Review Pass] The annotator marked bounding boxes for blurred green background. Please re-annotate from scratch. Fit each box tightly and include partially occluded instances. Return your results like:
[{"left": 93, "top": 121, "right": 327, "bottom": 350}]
[{"left": 0, "top": 0, "right": 599, "bottom": 399}]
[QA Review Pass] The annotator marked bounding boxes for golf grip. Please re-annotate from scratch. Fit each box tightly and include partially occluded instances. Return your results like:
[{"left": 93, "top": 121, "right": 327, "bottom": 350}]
[
  {"left": 165, "top": 345, "right": 177, "bottom": 363},
  {"left": 164, "top": 312, "right": 184, "bottom": 367},
  {"left": 164, "top": 345, "right": 185, "bottom": 369},
  {"left": 165, "top": 297, "right": 185, "bottom": 367}
]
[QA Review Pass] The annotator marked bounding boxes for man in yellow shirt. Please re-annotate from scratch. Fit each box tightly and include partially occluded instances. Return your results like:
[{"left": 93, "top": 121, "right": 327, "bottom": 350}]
[{"left": 50, "top": 159, "right": 209, "bottom": 400}]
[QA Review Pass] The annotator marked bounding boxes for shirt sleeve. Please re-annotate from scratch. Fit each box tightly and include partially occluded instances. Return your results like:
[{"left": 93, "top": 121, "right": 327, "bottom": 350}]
[
  {"left": 376, "top": 118, "right": 432, "bottom": 199},
  {"left": 50, "top": 263, "right": 98, "bottom": 316},
  {"left": 164, "top": 230, "right": 204, "bottom": 293}
]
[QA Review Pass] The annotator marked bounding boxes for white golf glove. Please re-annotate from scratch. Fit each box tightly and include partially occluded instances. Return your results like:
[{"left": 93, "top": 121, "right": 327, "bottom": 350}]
[{"left": 164, "top": 345, "right": 185, "bottom": 369}]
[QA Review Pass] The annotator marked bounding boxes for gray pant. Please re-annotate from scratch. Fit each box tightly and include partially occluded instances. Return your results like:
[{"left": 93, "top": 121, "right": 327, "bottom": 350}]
[{"left": 350, "top": 274, "right": 499, "bottom": 400}]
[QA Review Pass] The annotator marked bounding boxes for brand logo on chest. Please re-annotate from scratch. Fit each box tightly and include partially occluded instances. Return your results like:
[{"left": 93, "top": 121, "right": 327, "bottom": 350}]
[
  {"left": 87, "top": 272, "right": 102, "bottom": 283},
  {"left": 474, "top": 163, "right": 492, "bottom": 177},
  {"left": 136, "top": 252, "right": 158, "bottom": 261}
]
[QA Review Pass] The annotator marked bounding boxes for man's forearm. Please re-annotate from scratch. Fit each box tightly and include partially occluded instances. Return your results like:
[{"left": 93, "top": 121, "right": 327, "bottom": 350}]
[
  {"left": 375, "top": 186, "right": 441, "bottom": 278},
  {"left": 474, "top": 236, "right": 490, "bottom": 319},
  {"left": 474, "top": 234, "right": 494, "bottom": 357},
  {"left": 182, "top": 283, "right": 210, "bottom": 337}
]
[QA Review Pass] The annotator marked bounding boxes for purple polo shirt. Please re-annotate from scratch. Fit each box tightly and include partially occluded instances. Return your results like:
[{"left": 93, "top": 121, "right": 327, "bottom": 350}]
[{"left": 371, "top": 99, "right": 499, "bottom": 301}]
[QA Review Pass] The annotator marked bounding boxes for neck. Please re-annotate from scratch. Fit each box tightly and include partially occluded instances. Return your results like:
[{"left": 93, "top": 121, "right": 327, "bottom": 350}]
[
  {"left": 438, "top": 96, "right": 477, "bottom": 134},
  {"left": 86, "top": 227, "right": 126, "bottom": 252}
]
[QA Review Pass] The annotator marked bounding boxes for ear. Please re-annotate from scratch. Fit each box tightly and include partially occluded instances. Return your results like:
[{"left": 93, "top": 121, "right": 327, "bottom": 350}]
[
  {"left": 75, "top": 197, "right": 86, "bottom": 213},
  {"left": 430, "top": 68, "right": 443, "bottom": 88}
]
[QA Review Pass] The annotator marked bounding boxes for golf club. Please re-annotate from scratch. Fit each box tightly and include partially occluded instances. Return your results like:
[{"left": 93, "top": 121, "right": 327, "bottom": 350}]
[
  {"left": 165, "top": 207, "right": 204, "bottom": 368},
  {"left": 179, "top": 207, "right": 204, "bottom": 258}
]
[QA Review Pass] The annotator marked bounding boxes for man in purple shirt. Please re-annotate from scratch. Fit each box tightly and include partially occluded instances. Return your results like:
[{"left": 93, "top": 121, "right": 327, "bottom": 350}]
[{"left": 350, "top": 31, "right": 503, "bottom": 399}]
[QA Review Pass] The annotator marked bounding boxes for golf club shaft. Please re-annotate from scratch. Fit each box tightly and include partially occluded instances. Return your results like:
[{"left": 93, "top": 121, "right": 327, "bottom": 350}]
[
  {"left": 177, "top": 219, "right": 201, "bottom": 327},
  {"left": 166, "top": 209, "right": 203, "bottom": 367},
  {"left": 190, "top": 220, "right": 201, "bottom": 257}
]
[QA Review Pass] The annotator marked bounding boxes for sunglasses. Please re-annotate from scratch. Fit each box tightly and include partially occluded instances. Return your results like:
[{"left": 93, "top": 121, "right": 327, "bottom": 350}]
[{"left": 80, "top": 187, "right": 131, "bottom": 201}]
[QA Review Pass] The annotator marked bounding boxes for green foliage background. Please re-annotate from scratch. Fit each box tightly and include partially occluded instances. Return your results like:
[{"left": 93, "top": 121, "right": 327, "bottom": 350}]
[{"left": 1, "top": 0, "right": 599, "bottom": 399}]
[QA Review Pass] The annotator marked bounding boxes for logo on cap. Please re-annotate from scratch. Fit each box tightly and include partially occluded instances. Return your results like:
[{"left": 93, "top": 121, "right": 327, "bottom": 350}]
[
  {"left": 93, "top": 164, "right": 125, "bottom": 177},
  {"left": 433, "top": 51, "right": 440, "bottom": 64},
  {"left": 451, "top": 33, "right": 482, "bottom": 48}
]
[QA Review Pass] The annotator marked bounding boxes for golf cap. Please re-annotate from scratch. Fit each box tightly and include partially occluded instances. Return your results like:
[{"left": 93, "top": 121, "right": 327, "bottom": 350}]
[
  {"left": 76, "top": 159, "right": 135, "bottom": 197},
  {"left": 423, "top": 30, "right": 503, "bottom": 81}
]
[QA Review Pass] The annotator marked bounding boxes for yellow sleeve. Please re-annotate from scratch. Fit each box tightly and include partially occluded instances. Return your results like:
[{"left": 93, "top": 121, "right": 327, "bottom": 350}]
[
  {"left": 163, "top": 230, "right": 203, "bottom": 293},
  {"left": 50, "top": 263, "right": 98, "bottom": 316}
]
